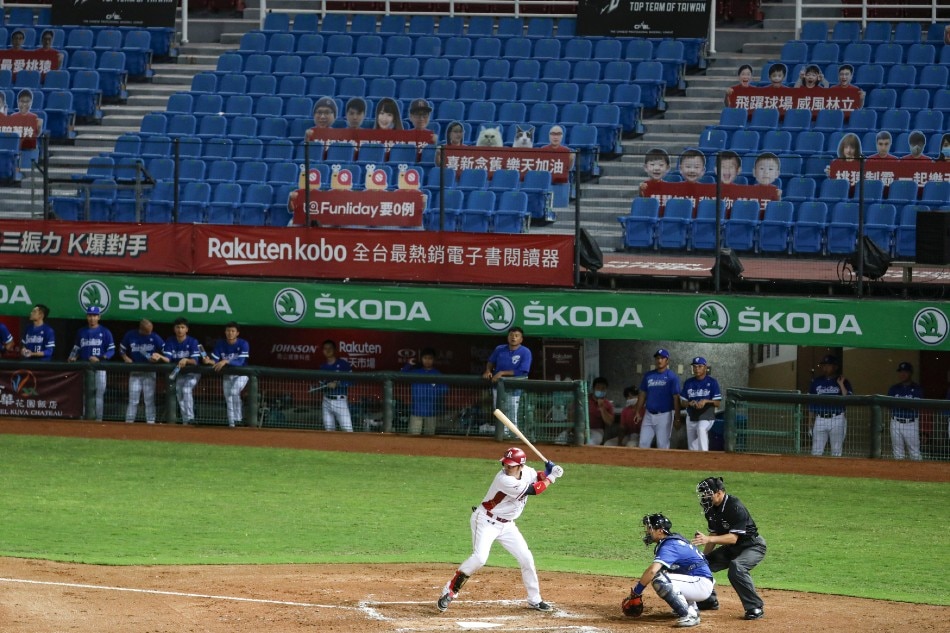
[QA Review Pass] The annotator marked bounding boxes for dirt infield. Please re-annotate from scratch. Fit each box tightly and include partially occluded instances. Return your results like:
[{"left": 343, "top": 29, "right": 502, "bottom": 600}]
[{"left": 1, "top": 418, "right": 947, "bottom": 633}]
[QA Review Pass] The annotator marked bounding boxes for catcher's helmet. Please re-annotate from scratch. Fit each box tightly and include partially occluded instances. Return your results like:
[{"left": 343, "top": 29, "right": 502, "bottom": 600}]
[
  {"left": 696, "top": 476, "right": 725, "bottom": 512},
  {"left": 500, "top": 447, "right": 527, "bottom": 466},
  {"left": 641, "top": 513, "right": 672, "bottom": 545}
]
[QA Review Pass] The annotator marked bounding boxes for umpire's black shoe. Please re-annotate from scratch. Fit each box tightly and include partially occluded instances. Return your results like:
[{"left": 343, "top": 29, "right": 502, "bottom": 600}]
[
  {"left": 696, "top": 596, "right": 719, "bottom": 611},
  {"left": 744, "top": 608, "right": 765, "bottom": 620}
]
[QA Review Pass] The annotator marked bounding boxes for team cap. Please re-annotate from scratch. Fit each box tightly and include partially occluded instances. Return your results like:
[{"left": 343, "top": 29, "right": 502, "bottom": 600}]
[
  {"left": 654, "top": 348, "right": 670, "bottom": 359},
  {"left": 691, "top": 357, "right": 707, "bottom": 366},
  {"left": 897, "top": 362, "right": 913, "bottom": 373},
  {"left": 409, "top": 98, "right": 432, "bottom": 113},
  {"left": 819, "top": 354, "right": 839, "bottom": 365},
  {"left": 85, "top": 306, "right": 101, "bottom": 315}
]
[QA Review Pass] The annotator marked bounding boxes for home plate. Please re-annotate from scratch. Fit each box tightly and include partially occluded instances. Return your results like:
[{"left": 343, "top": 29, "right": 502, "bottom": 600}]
[{"left": 457, "top": 623, "right": 501, "bottom": 630}]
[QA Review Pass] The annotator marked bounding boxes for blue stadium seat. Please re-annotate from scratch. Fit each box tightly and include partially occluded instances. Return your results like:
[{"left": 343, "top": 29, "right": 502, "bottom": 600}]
[
  {"left": 521, "top": 82, "right": 549, "bottom": 105},
  {"left": 97, "top": 51, "right": 128, "bottom": 102},
  {"left": 826, "top": 201, "right": 860, "bottom": 254},
  {"left": 800, "top": 21, "right": 828, "bottom": 43},
  {"left": 497, "top": 16, "right": 524, "bottom": 38},
  {"left": 451, "top": 58, "right": 481, "bottom": 82},
  {"left": 208, "top": 182, "right": 242, "bottom": 224},
  {"left": 689, "top": 199, "right": 724, "bottom": 250},
  {"left": 488, "top": 79, "right": 516, "bottom": 104},
  {"left": 748, "top": 108, "right": 779, "bottom": 132},
  {"left": 505, "top": 37, "right": 533, "bottom": 60},
  {"left": 865, "top": 88, "right": 897, "bottom": 113},
  {"left": 919, "top": 65, "right": 949, "bottom": 97},
  {"left": 853, "top": 179, "right": 885, "bottom": 204},
  {"left": 122, "top": 29, "right": 154, "bottom": 79},
  {"left": 379, "top": 14, "right": 406, "bottom": 35},
  {"left": 880, "top": 109, "right": 911, "bottom": 135},
  {"left": 853, "top": 63, "right": 885, "bottom": 89},
  {"left": 262, "top": 12, "right": 291, "bottom": 33},
  {"left": 472, "top": 37, "right": 502, "bottom": 60},
  {"left": 846, "top": 108, "right": 877, "bottom": 133},
  {"left": 895, "top": 205, "right": 925, "bottom": 258},
  {"left": 893, "top": 22, "right": 921, "bottom": 45},
  {"left": 813, "top": 109, "right": 845, "bottom": 133},
  {"left": 541, "top": 60, "right": 571, "bottom": 86},
  {"left": 549, "top": 81, "right": 579, "bottom": 105},
  {"left": 758, "top": 200, "right": 794, "bottom": 253},
  {"left": 442, "top": 36, "right": 471, "bottom": 60},
  {"left": 414, "top": 36, "right": 441, "bottom": 58},
  {"left": 841, "top": 42, "right": 872, "bottom": 66},
  {"left": 354, "top": 34, "right": 383, "bottom": 59},
  {"left": 811, "top": 42, "right": 840, "bottom": 64},
  {"left": 791, "top": 201, "right": 829, "bottom": 254},
  {"left": 202, "top": 138, "right": 233, "bottom": 161},
  {"left": 906, "top": 43, "right": 936, "bottom": 67},
  {"left": 717, "top": 107, "right": 746, "bottom": 131},
  {"left": 324, "top": 33, "right": 354, "bottom": 56},
  {"left": 267, "top": 33, "right": 295, "bottom": 57},
  {"left": 526, "top": 17, "right": 555, "bottom": 39},
  {"left": 176, "top": 181, "right": 210, "bottom": 223},
  {"left": 456, "top": 80, "right": 487, "bottom": 104},
  {"left": 831, "top": 22, "right": 860, "bottom": 43},
  {"left": 273, "top": 54, "right": 302, "bottom": 78},
  {"left": 437, "top": 15, "right": 465, "bottom": 38},
  {"left": 467, "top": 102, "right": 496, "bottom": 126},
  {"left": 899, "top": 88, "right": 930, "bottom": 113},
  {"left": 723, "top": 199, "right": 760, "bottom": 252},
  {"left": 699, "top": 128, "right": 728, "bottom": 154},
  {"left": 533, "top": 38, "right": 561, "bottom": 61},
  {"left": 493, "top": 191, "right": 530, "bottom": 233},
  {"left": 619, "top": 197, "right": 660, "bottom": 249},
  {"left": 863, "top": 21, "right": 892, "bottom": 44},
  {"left": 656, "top": 197, "right": 693, "bottom": 250},
  {"left": 563, "top": 38, "right": 593, "bottom": 61},
  {"left": 459, "top": 191, "right": 494, "bottom": 233},
  {"left": 817, "top": 178, "right": 850, "bottom": 203},
  {"left": 296, "top": 34, "right": 324, "bottom": 55},
  {"left": 920, "top": 182, "right": 949, "bottom": 207},
  {"left": 730, "top": 130, "right": 760, "bottom": 155},
  {"left": 512, "top": 59, "right": 541, "bottom": 82},
  {"left": 873, "top": 43, "right": 903, "bottom": 67},
  {"left": 864, "top": 203, "right": 898, "bottom": 255},
  {"left": 781, "top": 41, "right": 808, "bottom": 65}
]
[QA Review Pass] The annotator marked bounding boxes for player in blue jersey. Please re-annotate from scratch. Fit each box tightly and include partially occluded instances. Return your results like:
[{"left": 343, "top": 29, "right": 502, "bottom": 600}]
[
  {"left": 680, "top": 357, "right": 722, "bottom": 451},
  {"left": 808, "top": 354, "right": 853, "bottom": 457},
  {"left": 208, "top": 322, "right": 250, "bottom": 427},
  {"left": 887, "top": 361, "right": 924, "bottom": 461},
  {"left": 20, "top": 304, "right": 55, "bottom": 360},
  {"left": 401, "top": 347, "right": 448, "bottom": 435},
  {"left": 67, "top": 306, "right": 115, "bottom": 421},
  {"left": 0, "top": 320, "right": 14, "bottom": 354},
  {"left": 119, "top": 318, "right": 165, "bottom": 424},
  {"left": 624, "top": 513, "right": 713, "bottom": 627},
  {"left": 161, "top": 317, "right": 206, "bottom": 425},
  {"left": 482, "top": 327, "right": 532, "bottom": 425},
  {"left": 632, "top": 349, "right": 682, "bottom": 449},
  {"left": 318, "top": 339, "right": 354, "bottom": 432}
]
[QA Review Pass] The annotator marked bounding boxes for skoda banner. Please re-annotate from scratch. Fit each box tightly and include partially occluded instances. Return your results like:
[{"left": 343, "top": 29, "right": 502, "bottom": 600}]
[
  {"left": 1, "top": 270, "right": 947, "bottom": 351},
  {"left": 578, "top": 0, "right": 712, "bottom": 38},
  {"left": 51, "top": 0, "right": 178, "bottom": 28}
]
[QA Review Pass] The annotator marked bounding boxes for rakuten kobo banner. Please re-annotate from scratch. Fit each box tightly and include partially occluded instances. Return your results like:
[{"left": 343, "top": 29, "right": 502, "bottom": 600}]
[{"left": 194, "top": 226, "right": 574, "bottom": 286}]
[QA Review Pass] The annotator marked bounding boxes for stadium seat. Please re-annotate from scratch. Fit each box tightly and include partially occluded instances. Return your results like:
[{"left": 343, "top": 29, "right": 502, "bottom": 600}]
[
  {"left": 841, "top": 42, "right": 872, "bottom": 66},
  {"left": 689, "top": 199, "right": 724, "bottom": 251},
  {"left": 493, "top": 191, "right": 530, "bottom": 233},
  {"left": 177, "top": 181, "right": 212, "bottom": 223},
  {"left": 895, "top": 205, "right": 926, "bottom": 258},
  {"left": 784, "top": 177, "right": 817, "bottom": 203},
  {"left": 722, "top": 199, "right": 760, "bottom": 252},
  {"left": 862, "top": 21, "right": 892, "bottom": 44},
  {"left": 717, "top": 107, "right": 747, "bottom": 131},
  {"left": 698, "top": 128, "right": 728, "bottom": 154},
  {"left": 863, "top": 203, "right": 898, "bottom": 255},
  {"left": 208, "top": 182, "right": 242, "bottom": 224},
  {"left": 656, "top": 197, "right": 693, "bottom": 250},
  {"left": 618, "top": 197, "right": 660, "bottom": 249},
  {"left": 521, "top": 169, "right": 554, "bottom": 220},
  {"left": 758, "top": 201, "right": 794, "bottom": 253},
  {"left": 920, "top": 182, "right": 949, "bottom": 207},
  {"left": 791, "top": 201, "right": 829, "bottom": 254},
  {"left": 459, "top": 190, "right": 494, "bottom": 233},
  {"left": 800, "top": 21, "right": 828, "bottom": 43},
  {"left": 748, "top": 108, "right": 780, "bottom": 132},
  {"left": 826, "top": 201, "right": 860, "bottom": 254}
]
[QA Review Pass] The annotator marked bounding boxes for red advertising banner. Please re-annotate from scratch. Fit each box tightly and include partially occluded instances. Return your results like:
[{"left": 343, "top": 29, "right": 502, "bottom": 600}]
[
  {"left": 443, "top": 146, "right": 572, "bottom": 184},
  {"left": 640, "top": 180, "right": 781, "bottom": 213},
  {"left": 290, "top": 189, "right": 426, "bottom": 227},
  {"left": 193, "top": 226, "right": 575, "bottom": 286},
  {"left": 1, "top": 113, "right": 42, "bottom": 150},
  {"left": 0, "top": 221, "right": 193, "bottom": 273},
  {"left": 727, "top": 86, "right": 862, "bottom": 114},
  {"left": 0, "top": 49, "right": 61, "bottom": 76},
  {"left": 829, "top": 159, "right": 950, "bottom": 188},
  {"left": 0, "top": 369, "right": 83, "bottom": 418},
  {"left": 304, "top": 128, "right": 437, "bottom": 153}
]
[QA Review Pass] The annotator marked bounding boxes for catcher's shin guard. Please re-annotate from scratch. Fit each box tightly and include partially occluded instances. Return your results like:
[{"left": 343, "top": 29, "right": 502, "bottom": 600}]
[{"left": 651, "top": 571, "right": 690, "bottom": 618}]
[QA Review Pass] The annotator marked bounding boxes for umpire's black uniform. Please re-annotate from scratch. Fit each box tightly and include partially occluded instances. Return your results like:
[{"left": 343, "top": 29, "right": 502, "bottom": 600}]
[{"left": 701, "top": 484, "right": 766, "bottom": 615}]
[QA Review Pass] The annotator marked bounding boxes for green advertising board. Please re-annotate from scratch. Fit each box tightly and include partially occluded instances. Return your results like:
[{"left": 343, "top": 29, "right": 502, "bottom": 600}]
[{"left": 1, "top": 270, "right": 947, "bottom": 350}]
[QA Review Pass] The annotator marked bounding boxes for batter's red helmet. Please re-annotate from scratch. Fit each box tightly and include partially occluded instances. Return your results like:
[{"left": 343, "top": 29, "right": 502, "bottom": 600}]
[{"left": 500, "top": 447, "right": 526, "bottom": 466}]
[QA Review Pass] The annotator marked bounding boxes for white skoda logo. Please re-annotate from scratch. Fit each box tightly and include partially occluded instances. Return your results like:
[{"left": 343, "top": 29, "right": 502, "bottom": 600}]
[
  {"left": 913, "top": 308, "right": 948, "bottom": 346},
  {"left": 695, "top": 301, "right": 729, "bottom": 338},
  {"left": 482, "top": 295, "right": 515, "bottom": 332},
  {"left": 274, "top": 288, "right": 306, "bottom": 324},
  {"left": 78, "top": 280, "right": 111, "bottom": 314}
]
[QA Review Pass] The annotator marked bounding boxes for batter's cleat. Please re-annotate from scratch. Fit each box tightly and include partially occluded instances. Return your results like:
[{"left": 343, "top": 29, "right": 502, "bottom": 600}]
[
  {"left": 696, "top": 596, "right": 719, "bottom": 611},
  {"left": 675, "top": 612, "right": 701, "bottom": 628},
  {"left": 744, "top": 608, "right": 765, "bottom": 620},
  {"left": 437, "top": 591, "right": 455, "bottom": 612},
  {"left": 528, "top": 601, "right": 553, "bottom": 612}
]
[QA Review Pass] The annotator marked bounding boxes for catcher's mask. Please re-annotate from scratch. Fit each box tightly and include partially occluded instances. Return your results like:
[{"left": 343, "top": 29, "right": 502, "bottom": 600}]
[
  {"left": 696, "top": 477, "right": 724, "bottom": 512},
  {"left": 641, "top": 513, "right": 672, "bottom": 545}
]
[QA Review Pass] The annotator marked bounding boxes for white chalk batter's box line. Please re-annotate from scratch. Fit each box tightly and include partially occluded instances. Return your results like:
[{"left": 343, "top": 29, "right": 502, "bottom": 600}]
[{"left": 0, "top": 577, "right": 612, "bottom": 632}]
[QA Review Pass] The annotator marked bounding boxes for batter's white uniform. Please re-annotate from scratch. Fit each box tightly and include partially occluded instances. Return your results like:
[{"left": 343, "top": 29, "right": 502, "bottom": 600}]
[{"left": 458, "top": 466, "right": 544, "bottom": 604}]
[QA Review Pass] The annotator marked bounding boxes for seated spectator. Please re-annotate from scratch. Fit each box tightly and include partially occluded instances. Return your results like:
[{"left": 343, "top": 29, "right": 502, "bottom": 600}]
[
  {"left": 678, "top": 148, "right": 706, "bottom": 183},
  {"left": 794, "top": 64, "right": 828, "bottom": 90},
  {"left": 9, "top": 29, "right": 25, "bottom": 51},
  {"left": 542, "top": 124, "right": 574, "bottom": 168},
  {"left": 866, "top": 131, "right": 897, "bottom": 163},
  {"left": 375, "top": 97, "right": 403, "bottom": 130},
  {"left": 724, "top": 64, "right": 754, "bottom": 105},
  {"left": 344, "top": 97, "right": 366, "bottom": 129},
  {"left": 436, "top": 120, "right": 466, "bottom": 166},
  {"left": 38, "top": 29, "right": 65, "bottom": 67},
  {"left": 753, "top": 151, "right": 781, "bottom": 194},
  {"left": 902, "top": 131, "right": 931, "bottom": 162},
  {"left": 935, "top": 133, "right": 949, "bottom": 162},
  {"left": 766, "top": 62, "right": 787, "bottom": 88},
  {"left": 408, "top": 99, "right": 432, "bottom": 131},
  {"left": 835, "top": 64, "right": 864, "bottom": 107},
  {"left": 305, "top": 97, "right": 338, "bottom": 141},
  {"left": 716, "top": 150, "right": 742, "bottom": 185},
  {"left": 639, "top": 147, "right": 670, "bottom": 194},
  {"left": 836, "top": 133, "right": 862, "bottom": 161}
]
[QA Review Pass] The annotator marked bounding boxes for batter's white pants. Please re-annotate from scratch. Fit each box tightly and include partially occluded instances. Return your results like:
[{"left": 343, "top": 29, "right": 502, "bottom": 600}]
[
  {"left": 639, "top": 411, "right": 673, "bottom": 449},
  {"left": 323, "top": 396, "right": 353, "bottom": 431},
  {"left": 812, "top": 413, "right": 846, "bottom": 457},
  {"left": 223, "top": 375, "right": 248, "bottom": 427},
  {"left": 667, "top": 573, "right": 715, "bottom": 610},
  {"left": 93, "top": 370, "right": 107, "bottom": 421},
  {"left": 687, "top": 418, "right": 715, "bottom": 451},
  {"left": 175, "top": 374, "right": 200, "bottom": 423},
  {"left": 459, "top": 509, "right": 542, "bottom": 605},
  {"left": 126, "top": 372, "right": 157, "bottom": 423},
  {"left": 890, "top": 418, "right": 921, "bottom": 460}
]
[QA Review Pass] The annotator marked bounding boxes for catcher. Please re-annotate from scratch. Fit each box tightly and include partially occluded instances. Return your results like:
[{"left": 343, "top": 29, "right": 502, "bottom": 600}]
[{"left": 622, "top": 513, "right": 714, "bottom": 628}]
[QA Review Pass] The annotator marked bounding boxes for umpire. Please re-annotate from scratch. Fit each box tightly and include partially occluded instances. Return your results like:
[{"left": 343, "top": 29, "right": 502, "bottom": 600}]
[{"left": 691, "top": 477, "right": 766, "bottom": 620}]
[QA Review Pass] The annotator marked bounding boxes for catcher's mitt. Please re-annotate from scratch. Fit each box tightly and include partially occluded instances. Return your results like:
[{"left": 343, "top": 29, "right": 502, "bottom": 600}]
[{"left": 621, "top": 592, "right": 644, "bottom": 617}]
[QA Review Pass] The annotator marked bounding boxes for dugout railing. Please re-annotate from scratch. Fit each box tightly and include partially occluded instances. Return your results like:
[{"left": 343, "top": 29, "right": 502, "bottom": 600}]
[
  {"left": 3, "top": 361, "right": 590, "bottom": 446},
  {"left": 725, "top": 387, "right": 950, "bottom": 461}
]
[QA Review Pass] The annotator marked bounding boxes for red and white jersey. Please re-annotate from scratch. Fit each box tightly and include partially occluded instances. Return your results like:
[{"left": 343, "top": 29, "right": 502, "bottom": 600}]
[{"left": 479, "top": 466, "right": 540, "bottom": 522}]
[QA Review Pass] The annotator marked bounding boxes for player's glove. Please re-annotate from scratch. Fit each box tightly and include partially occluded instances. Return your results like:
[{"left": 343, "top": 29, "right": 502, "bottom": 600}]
[
  {"left": 546, "top": 464, "right": 564, "bottom": 483},
  {"left": 544, "top": 461, "right": 555, "bottom": 476},
  {"left": 621, "top": 591, "right": 644, "bottom": 617}
]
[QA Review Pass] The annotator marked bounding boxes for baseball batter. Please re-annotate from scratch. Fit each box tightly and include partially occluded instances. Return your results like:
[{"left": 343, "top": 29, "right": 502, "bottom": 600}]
[
  {"left": 808, "top": 354, "right": 853, "bottom": 457},
  {"left": 632, "top": 349, "right": 681, "bottom": 449},
  {"left": 483, "top": 327, "right": 532, "bottom": 425},
  {"left": 67, "top": 306, "right": 115, "bottom": 421},
  {"left": 318, "top": 339, "right": 353, "bottom": 432},
  {"left": 20, "top": 304, "right": 55, "bottom": 360},
  {"left": 438, "top": 447, "right": 563, "bottom": 613},
  {"left": 161, "top": 317, "right": 206, "bottom": 424},
  {"left": 680, "top": 357, "right": 722, "bottom": 451},
  {"left": 208, "top": 322, "right": 250, "bottom": 427},
  {"left": 887, "top": 361, "right": 923, "bottom": 461},
  {"left": 119, "top": 318, "right": 165, "bottom": 424},
  {"left": 623, "top": 513, "right": 714, "bottom": 628}
]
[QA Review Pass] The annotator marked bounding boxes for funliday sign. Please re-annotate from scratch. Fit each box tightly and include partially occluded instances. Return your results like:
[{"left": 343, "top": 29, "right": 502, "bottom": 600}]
[{"left": 0, "top": 270, "right": 946, "bottom": 351}]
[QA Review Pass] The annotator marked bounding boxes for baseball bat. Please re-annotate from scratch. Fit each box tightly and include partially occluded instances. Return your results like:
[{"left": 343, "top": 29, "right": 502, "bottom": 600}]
[{"left": 492, "top": 408, "right": 549, "bottom": 464}]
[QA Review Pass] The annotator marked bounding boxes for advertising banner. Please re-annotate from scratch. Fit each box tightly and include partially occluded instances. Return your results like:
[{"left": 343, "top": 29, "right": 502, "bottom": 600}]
[
  {"left": 289, "top": 189, "right": 425, "bottom": 227},
  {"left": 1, "top": 270, "right": 947, "bottom": 351},
  {"left": 51, "top": 0, "right": 178, "bottom": 28},
  {"left": 0, "top": 369, "right": 83, "bottom": 418},
  {"left": 640, "top": 180, "right": 781, "bottom": 212},
  {"left": 443, "top": 146, "right": 571, "bottom": 184},
  {"left": 577, "top": 0, "right": 712, "bottom": 38},
  {"left": 0, "top": 221, "right": 193, "bottom": 274},
  {"left": 304, "top": 128, "right": 437, "bottom": 154},
  {"left": 0, "top": 50, "right": 61, "bottom": 77},
  {"left": 1, "top": 113, "right": 42, "bottom": 150},
  {"left": 727, "top": 86, "right": 862, "bottom": 114},
  {"left": 829, "top": 159, "right": 950, "bottom": 189}
]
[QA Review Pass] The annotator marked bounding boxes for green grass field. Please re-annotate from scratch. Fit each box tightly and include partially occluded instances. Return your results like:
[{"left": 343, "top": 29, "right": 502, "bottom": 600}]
[{"left": 1, "top": 434, "right": 947, "bottom": 605}]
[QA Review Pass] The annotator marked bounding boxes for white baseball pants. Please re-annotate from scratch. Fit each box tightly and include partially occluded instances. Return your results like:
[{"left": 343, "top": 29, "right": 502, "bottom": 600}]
[
  {"left": 323, "top": 396, "right": 353, "bottom": 431},
  {"left": 812, "top": 413, "right": 847, "bottom": 457},
  {"left": 126, "top": 372, "right": 157, "bottom": 423},
  {"left": 667, "top": 573, "right": 715, "bottom": 610},
  {"left": 175, "top": 374, "right": 200, "bottom": 423},
  {"left": 639, "top": 411, "right": 673, "bottom": 449},
  {"left": 687, "top": 418, "right": 715, "bottom": 451},
  {"left": 459, "top": 509, "right": 542, "bottom": 605},
  {"left": 93, "top": 370, "right": 107, "bottom": 421},
  {"left": 223, "top": 375, "right": 248, "bottom": 427},
  {"left": 889, "top": 418, "right": 921, "bottom": 460}
]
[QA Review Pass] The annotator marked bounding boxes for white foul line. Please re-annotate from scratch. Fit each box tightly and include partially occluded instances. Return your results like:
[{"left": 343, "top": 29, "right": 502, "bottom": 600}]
[{"left": 0, "top": 577, "right": 353, "bottom": 609}]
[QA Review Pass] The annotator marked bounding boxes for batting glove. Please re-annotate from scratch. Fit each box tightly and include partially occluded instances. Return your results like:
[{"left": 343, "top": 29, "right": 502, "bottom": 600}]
[{"left": 547, "top": 464, "right": 564, "bottom": 482}]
